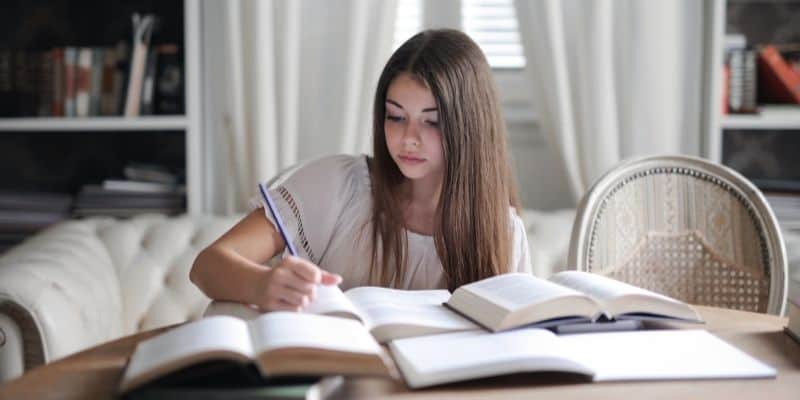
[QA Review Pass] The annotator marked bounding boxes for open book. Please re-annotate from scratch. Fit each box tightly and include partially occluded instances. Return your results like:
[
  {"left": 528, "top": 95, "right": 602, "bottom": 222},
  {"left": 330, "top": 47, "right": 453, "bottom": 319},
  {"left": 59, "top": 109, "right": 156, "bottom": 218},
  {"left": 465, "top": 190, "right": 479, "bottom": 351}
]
[
  {"left": 205, "top": 286, "right": 479, "bottom": 343},
  {"left": 119, "top": 312, "right": 397, "bottom": 393},
  {"left": 389, "top": 328, "right": 776, "bottom": 388},
  {"left": 444, "top": 271, "right": 703, "bottom": 332}
]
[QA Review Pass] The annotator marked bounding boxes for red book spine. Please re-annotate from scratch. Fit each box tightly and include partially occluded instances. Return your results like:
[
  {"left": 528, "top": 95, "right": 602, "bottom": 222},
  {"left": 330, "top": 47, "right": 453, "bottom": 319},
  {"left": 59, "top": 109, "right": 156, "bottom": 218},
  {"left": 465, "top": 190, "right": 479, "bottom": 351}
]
[
  {"left": 758, "top": 45, "right": 800, "bottom": 104},
  {"left": 51, "top": 48, "right": 64, "bottom": 117}
]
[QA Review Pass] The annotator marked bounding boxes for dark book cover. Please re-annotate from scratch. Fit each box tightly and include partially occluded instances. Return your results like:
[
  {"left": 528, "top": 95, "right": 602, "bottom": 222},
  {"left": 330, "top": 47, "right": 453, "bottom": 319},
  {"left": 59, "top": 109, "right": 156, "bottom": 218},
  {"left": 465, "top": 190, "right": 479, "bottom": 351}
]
[{"left": 154, "top": 44, "right": 183, "bottom": 115}]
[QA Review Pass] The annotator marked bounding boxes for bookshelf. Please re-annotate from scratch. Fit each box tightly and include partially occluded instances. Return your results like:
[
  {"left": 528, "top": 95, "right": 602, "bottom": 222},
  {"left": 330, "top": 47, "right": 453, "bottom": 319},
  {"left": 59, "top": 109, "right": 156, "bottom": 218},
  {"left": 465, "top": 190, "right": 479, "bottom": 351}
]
[
  {"left": 0, "top": 0, "right": 203, "bottom": 213},
  {"left": 722, "top": 105, "right": 800, "bottom": 130},
  {"left": 0, "top": 0, "right": 203, "bottom": 252},
  {"left": 703, "top": 0, "right": 800, "bottom": 231}
]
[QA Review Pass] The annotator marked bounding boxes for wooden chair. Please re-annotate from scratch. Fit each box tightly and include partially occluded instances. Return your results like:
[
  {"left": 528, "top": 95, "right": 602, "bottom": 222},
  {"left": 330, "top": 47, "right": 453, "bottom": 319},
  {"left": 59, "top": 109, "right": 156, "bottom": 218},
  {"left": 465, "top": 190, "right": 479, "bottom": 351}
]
[{"left": 569, "top": 155, "right": 788, "bottom": 315}]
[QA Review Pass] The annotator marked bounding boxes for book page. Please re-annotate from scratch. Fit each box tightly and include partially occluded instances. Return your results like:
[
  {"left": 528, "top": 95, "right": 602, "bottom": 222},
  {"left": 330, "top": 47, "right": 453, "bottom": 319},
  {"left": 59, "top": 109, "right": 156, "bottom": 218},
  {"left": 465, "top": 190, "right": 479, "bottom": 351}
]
[
  {"left": 389, "top": 329, "right": 594, "bottom": 388},
  {"left": 548, "top": 271, "right": 699, "bottom": 321},
  {"left": 461, "top": 273, "right": 588, "bottom": 312},
  {"left": 549, "top": 271, "right": 663, "bottom": 301},
  {"left": 303, "top": 284, "right": 362, "bottom": 321},
  {"left": 120, "top": 316, "right": 253, "bottom": 392},
  {"left": 560, "top": 330, "right": 776, "bottom": 381},
  {"left": 248, "top": 312, "right": 382, "bottom": 356},
  {"left": 344, "top": 287, "right": 478, "bottom": 341},
  {"left": 202, "top": 286, "right": 363, "bottom": 322}
]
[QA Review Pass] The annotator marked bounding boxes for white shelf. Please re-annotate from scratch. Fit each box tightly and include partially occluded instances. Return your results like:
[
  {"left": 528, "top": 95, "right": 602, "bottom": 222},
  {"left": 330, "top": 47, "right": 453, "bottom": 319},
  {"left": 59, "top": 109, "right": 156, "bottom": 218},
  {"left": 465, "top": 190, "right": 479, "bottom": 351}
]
[
  {"left": 0, "top": 116, "right": 188, "bottom": 132},
  {"left": 722, "top": 105, "right": 800, "bottom": 130}
]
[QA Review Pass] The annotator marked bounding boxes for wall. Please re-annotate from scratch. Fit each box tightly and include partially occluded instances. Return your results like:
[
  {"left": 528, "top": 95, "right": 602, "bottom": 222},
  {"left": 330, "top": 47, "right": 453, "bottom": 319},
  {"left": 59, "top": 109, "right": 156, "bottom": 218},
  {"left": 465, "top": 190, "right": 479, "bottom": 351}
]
[{"left": 507, "top": 120, "right": 574, "bottom": 211}]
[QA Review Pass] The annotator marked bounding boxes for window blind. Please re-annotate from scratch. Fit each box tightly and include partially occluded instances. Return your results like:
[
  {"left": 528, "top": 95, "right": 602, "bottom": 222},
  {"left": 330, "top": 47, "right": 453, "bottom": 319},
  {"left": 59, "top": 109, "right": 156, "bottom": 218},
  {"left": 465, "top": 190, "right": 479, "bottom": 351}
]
[{"left": 462, "top": 0, "right": 525, "bottom": 69}]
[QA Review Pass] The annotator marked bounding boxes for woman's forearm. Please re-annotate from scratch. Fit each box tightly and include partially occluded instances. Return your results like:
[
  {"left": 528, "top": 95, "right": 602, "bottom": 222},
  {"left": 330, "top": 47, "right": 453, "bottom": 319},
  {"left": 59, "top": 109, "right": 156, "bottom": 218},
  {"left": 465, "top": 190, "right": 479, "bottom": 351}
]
[{"left": 190, "top": 245, "right": 268, "bottom": 305}]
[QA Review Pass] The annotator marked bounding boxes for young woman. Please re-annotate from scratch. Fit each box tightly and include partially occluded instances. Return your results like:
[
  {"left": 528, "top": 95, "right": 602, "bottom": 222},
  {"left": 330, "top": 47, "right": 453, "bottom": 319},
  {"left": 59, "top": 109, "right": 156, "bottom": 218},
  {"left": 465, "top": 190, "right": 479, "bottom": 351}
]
[{"left": 190, "top": 29, "right": 531, "bottom": 312}]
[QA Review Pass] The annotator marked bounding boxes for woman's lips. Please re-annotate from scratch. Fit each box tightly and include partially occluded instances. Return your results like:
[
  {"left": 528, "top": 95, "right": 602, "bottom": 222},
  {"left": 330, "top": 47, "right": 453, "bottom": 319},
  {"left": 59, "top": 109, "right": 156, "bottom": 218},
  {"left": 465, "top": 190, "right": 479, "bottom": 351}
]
[{"left": 399, "top": 155, "right": 426, "bottom": 164}]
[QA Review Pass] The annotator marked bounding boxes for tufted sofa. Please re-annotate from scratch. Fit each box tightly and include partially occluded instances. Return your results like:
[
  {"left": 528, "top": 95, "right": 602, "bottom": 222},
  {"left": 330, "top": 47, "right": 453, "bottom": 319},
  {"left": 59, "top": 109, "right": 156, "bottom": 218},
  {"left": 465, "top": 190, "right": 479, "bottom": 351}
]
[
  {"left": 1, "top": 210, "right": 796, "bottom": 383},
  {"left": 0, "top": 214, "right": 240, "bottom": 382}
]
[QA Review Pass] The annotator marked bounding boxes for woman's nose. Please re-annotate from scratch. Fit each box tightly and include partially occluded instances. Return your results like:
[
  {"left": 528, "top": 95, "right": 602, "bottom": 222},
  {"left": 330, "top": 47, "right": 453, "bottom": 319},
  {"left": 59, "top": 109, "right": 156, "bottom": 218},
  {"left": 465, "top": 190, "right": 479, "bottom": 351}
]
[{"left": 403, "top": 121, "right": 422, "bottom": 146}]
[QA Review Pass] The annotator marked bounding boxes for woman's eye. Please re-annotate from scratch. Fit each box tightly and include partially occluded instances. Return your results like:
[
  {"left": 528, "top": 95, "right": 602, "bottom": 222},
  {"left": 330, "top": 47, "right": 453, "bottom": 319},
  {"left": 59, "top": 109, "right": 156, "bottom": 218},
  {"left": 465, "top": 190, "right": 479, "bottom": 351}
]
[
  {"left": 386, "top": 115, "right": 403, "bottom": 122},
  {"left": 426, "top": 120, "right": 439, "bottom": 127}
]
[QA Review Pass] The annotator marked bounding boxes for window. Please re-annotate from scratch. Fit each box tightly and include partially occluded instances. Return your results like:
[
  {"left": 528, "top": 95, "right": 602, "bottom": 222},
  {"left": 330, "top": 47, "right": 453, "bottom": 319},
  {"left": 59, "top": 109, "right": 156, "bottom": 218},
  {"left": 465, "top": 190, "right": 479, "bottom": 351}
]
[
  {"left": 461, "top": 0, "right": 525, "bottom": 69},
  {"left": 393, "top": 0, "right": 524, "bottom": 69},
  {"left": 394, "top": 0, "right": 422, "bottom": 50},
  {"left": 392, "top": 0, "right": 533, "bottom": 122}
]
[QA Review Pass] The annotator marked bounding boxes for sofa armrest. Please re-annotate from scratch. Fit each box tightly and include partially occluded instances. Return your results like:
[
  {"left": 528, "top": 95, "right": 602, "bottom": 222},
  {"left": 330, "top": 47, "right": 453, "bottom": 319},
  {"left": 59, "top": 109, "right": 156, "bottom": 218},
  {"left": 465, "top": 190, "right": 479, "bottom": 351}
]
[
  {"left": 0, "top": 310, "right": 27, "bottom": 382},
  {"left": 0, "top": 220, "right": 124, "bottom": 379}
]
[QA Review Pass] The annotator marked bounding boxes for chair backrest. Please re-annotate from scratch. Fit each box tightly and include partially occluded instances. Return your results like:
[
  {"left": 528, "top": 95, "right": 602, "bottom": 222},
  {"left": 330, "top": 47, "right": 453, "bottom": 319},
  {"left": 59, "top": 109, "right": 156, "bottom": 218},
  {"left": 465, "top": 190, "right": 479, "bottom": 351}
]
[{"left": 569, "top": 155, "right": 787, "bottom": 315}]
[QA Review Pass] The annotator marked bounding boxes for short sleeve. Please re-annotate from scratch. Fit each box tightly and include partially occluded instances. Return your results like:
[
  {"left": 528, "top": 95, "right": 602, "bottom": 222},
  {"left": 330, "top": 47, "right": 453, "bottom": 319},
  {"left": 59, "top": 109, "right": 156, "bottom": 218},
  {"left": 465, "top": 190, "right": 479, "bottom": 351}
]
[
  {"left": 510, "top": 212, "right": 533, "bottom": 274},
  {"left": 249, "top": 154, "right": 368, "bottom": 264}
]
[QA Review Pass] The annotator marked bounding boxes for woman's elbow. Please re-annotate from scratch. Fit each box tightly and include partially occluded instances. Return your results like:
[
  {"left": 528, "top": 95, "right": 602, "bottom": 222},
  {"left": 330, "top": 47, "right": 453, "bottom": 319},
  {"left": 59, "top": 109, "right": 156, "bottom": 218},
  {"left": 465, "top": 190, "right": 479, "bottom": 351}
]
[{"left": 189, "top": 246, "right": 212, "bottom": 287}]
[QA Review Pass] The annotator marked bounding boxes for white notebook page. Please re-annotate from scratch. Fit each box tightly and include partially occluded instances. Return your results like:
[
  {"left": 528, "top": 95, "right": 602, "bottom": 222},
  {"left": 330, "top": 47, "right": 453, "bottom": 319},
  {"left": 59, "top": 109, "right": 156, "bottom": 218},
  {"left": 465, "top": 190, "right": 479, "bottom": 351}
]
[{"left": 560, "top": 329, "right": 776, "bottom": 381}]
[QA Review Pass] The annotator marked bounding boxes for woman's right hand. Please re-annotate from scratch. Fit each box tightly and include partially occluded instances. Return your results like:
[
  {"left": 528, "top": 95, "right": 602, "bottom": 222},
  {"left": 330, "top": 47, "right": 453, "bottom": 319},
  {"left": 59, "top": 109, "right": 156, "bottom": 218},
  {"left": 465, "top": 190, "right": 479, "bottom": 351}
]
[{"left": 251, "top": 255, "right": 342, "bottom": 312}]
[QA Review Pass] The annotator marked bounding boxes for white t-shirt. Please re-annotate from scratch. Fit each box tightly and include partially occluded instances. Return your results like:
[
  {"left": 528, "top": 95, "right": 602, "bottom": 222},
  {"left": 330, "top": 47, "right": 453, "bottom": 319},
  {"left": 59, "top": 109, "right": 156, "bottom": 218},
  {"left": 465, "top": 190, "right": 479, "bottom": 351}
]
[{"left": 250, "top": 154, "right": 532, "bottom": 290}]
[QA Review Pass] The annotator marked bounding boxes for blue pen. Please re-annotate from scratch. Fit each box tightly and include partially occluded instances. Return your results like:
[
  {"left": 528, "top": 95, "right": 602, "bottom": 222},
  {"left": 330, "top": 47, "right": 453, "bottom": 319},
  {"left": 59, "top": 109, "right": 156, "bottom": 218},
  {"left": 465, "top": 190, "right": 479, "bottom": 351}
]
[{"left": 258, "top": 182, "right": 299, "bottom": 256}]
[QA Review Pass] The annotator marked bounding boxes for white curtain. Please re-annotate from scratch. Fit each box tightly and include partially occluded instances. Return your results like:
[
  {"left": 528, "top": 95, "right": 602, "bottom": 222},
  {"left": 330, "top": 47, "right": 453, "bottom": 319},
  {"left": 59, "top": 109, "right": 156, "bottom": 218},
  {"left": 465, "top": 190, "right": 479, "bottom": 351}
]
[
  {"left": 201, "top": 0, "right": 397, "bottom": 214},
  {"left": 514, "top": 0, "right": 704, "bottom": 203}
]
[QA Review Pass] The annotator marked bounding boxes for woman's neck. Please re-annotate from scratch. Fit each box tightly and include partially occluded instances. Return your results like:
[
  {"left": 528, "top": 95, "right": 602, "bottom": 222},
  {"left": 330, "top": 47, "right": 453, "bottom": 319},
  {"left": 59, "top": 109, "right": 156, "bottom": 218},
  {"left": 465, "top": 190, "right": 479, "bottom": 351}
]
[
  {"left": 403, "top": 175, "right": 441, "bottom": 212},
  {"left": 399, "top": 176, "right": 442, "bottom": 235}
]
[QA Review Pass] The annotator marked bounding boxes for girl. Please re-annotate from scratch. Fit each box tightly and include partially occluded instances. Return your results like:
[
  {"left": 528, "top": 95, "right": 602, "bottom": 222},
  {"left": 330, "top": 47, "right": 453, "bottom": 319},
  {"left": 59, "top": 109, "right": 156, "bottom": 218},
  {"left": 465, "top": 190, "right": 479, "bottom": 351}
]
[{"left": 190, "top": 29, "right": 531, "bottom": 311}]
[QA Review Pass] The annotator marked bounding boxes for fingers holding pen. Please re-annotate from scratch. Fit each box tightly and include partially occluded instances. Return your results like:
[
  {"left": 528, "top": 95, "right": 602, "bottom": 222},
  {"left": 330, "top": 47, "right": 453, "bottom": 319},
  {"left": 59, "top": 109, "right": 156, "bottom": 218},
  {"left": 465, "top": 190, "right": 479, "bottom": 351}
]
[{"left": 253, "top": 256, "right": 342, "bottom": 312}]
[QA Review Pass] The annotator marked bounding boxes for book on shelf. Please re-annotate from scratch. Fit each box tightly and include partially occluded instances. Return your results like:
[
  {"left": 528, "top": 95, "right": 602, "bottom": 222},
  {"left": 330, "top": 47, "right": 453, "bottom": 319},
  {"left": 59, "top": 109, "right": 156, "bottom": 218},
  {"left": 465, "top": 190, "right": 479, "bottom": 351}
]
[
  {"left": 75, "top": 189, "right": 184, "bottom": 209},
  {"left": 100, "top": 46, "right": 117, "bottom": 116},
  {"left": 0, "top": 190, "right": 72, "bottom": 213},
  {"left": 89, "top": 47, "right": 104, "bottom": 116},
  {"left": 51, "top": 48, "right": 64, "bottom": 116},
  {"left": 118, "top": 312, "right": 398, "bottom": 394},
  {"left": 123, "top": 162, "right": 179, "bottom": 185},
  {"left": 75, "top": 47, "right": 92, "bottom": 117},
  {"left": 205, "top": 285, "right": 479, "bottom": 344},
  {"left": 0, "top": 191, "right": 73, "bottom": 233},
  {"left": 37, "top": 50, "right": 54, "bottom": 117},
  {"left": 140, "top": 47, "right": 158, "bottom": 115},
  {"left": 758, "top": 44, "right": 800, "bottom": 104},
  {"left": 101, "top": 179, "right": 182, "bottom": 194},
  {"left": 389, "top": 328, "right": 776, "bottom": 388},
  {"left": 64, "top": 47, "right": 78, "bottom": 117},
  {"left": 13, "top": 51, "right": 37, "bottom": 117},
  {"left": 154, "top": 44, "right": 183, "bottom": 115},
  {"left": 786, "top": 296, "right": 800, "bottom": 344},
  {"left": 727, "top": 48, "right": 758, "bottom": 114},
  {"left": 124, "top": 13, "right": 158, "bottom": 117},
  {"left": 444, "top": 271, "right": 703, "bottom": 332}
]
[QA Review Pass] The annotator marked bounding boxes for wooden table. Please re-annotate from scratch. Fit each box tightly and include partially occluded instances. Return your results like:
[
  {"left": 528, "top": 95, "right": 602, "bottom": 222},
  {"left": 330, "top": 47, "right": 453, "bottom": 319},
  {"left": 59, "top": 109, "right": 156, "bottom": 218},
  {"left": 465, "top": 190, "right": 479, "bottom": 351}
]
[{"left": 1, "top": 306, "right": 798, "bottom": 399}]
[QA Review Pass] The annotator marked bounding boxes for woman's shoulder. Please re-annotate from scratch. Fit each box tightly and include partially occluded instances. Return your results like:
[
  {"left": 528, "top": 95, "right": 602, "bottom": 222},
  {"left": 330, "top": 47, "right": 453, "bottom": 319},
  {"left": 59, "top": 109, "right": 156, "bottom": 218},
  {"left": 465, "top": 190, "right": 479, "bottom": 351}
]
[
  {"left": 277, "top": 154, "right": 370, "bottom": 187},
  {"left": 507, "top": 207, "right": 527, "bottom": 236}
]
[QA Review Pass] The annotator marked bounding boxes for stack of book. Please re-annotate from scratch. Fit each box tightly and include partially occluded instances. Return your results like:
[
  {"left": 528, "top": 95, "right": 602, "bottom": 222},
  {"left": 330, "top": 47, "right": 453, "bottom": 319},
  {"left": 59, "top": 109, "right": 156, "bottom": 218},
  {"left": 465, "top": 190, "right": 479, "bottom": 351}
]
[
  {"left": 73, "top": 163, "right": 185, "bottom": 218},
  {"left": 0, "top": 191, "right": 72, "bottom": 253}
]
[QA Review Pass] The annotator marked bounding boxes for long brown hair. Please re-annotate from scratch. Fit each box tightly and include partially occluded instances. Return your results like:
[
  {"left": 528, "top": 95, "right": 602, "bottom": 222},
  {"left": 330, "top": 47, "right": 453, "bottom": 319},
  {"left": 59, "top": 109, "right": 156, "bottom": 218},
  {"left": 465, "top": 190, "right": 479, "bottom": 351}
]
[{"left": 369, "top": 29, "right": 520, "bottom": 291}]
